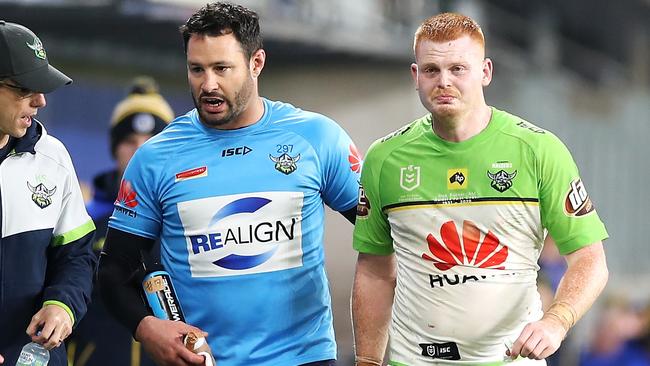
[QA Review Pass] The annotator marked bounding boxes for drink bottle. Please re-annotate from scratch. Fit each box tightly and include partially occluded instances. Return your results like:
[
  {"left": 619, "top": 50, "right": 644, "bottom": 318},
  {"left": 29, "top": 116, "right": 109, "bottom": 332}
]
[
  {"left": 15, "top": 342, "right": 49, "bottom": 366},
  {"left": 142, "top": 263, "right": 216, "bottom": 365},
  {"left": 142, "top": 264, "right": 185, "bottom": 322}
]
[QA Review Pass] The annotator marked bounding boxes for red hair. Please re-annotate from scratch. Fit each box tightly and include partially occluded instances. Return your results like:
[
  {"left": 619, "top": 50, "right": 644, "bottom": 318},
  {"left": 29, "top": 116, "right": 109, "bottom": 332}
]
[{"left": 414, "top": 13, "right": 485, "bottom": 52}]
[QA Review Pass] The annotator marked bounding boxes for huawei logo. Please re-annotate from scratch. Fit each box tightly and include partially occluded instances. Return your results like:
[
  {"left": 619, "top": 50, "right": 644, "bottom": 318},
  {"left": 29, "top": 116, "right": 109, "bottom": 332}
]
[
  {"left": 348, "top": 144, "right": 362, "bottom": 173},
  {"left": 422, "top": 220, "right": 508, "bottom": 271},
  {"left": 116, "top": 179, "right": 138, "bottom": 208}
]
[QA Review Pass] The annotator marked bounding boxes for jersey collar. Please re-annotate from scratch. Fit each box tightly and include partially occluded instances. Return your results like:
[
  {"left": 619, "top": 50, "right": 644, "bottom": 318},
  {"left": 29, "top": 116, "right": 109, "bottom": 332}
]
[{"left": 14, "top": 118, "right": 44, "bottom": 154}]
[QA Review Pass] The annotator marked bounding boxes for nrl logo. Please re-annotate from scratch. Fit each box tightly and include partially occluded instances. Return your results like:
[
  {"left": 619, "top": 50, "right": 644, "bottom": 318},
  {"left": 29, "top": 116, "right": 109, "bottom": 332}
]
[
  {"left": 425, "top": 344, "right": 436, "bottom": 357},
  {"left": 27, "top": 181, "right": 56, "bottom": 209},
  {"left": 400, "top": 165, "right": 420, "bottom": 191},
  {"left": 26, "top": 37, "right": 47, "bottom": 60},
  {"left": 487, "top": 169, "right": 517, "bottom": 193},
  {"left": 269, "top": 153, "right": 300, "bottom": 175}
]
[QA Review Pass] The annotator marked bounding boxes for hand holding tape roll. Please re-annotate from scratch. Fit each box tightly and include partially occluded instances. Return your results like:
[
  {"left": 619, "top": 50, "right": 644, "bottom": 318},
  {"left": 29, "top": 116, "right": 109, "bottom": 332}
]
[{"left": 184, "top": 331, "right": 216, "bottom": 366}]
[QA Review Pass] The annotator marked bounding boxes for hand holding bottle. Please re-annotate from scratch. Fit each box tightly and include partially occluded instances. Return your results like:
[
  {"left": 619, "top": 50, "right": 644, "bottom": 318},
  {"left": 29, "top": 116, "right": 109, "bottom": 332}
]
[
  {"left": 140, "top": 264, "right": 214, "bottom": 365},
  {"left": 26, "top": 305, "right": 72, "bottom": 350}
]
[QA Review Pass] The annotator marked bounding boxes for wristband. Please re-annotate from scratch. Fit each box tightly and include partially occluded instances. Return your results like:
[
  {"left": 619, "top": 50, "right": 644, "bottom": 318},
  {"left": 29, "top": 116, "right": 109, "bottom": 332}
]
[{"left": 545, "top": 301, "right": 577, "bottom": 332}]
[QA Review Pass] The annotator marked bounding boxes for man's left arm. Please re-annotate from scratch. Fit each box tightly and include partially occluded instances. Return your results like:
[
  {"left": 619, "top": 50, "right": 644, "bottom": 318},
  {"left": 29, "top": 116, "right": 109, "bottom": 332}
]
[
  {"left": 316, "top": 118, "right": 362, "bottom": 224},
  {"left": 29, "top": 229, "right": 96, "bottom": 349},
  {"left": 509, "top": 241, "right": 608, "bottom": 360},
  {"left": 28, "top": 149, "right": 97, "bottom": 349}
]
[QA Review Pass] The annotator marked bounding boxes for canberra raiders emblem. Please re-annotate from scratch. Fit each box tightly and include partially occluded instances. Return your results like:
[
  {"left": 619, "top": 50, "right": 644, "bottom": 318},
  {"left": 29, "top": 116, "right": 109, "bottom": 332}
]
[
  {"left": 269, "top": 153, "right": 300, "bottom": 175},
  {"left": 27, "top": 181, "right": 57, "bottom": 208},
  {"left": 26, "top": 37, "right": 47, "bottom": 60},
  {"left": 487, "top": 169, "right": 517, "bottom": 193}
]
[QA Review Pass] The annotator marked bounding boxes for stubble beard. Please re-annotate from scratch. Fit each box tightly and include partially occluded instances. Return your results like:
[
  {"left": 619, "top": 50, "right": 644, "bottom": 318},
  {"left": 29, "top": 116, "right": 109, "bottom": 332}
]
[{"left": 193, "top": 78, "right": 253, "bottom": 128}]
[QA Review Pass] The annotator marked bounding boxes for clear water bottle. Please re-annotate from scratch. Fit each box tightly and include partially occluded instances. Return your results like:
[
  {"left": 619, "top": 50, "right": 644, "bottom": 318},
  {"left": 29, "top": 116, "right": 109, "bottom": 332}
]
[{"left": 15, "top": 342, "right": 49, "bottom": 366}]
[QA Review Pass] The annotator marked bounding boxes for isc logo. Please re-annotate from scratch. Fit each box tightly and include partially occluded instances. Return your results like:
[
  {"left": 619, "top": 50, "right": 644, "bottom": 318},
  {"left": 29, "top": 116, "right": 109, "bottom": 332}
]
[{"left": 222, "top": 146, "right": 252, "bottom": 157}]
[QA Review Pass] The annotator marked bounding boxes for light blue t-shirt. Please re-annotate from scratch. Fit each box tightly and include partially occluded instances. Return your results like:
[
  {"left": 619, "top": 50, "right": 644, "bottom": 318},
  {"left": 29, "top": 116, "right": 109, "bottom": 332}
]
[{"left": 109, "top": 98, "right": 361, "bottom": 366}]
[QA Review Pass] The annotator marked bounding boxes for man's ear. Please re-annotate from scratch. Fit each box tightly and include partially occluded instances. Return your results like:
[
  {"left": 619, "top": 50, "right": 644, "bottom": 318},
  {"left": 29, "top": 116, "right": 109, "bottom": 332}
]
[
  {"left": 250, "top": 49, "right": 266, "bottom": 78},
  {"left": 410, "top": 63, "right": 419, "bottom": 90},
  {"left": 482, "top": 57, "right": 493, "bottom": 87}
]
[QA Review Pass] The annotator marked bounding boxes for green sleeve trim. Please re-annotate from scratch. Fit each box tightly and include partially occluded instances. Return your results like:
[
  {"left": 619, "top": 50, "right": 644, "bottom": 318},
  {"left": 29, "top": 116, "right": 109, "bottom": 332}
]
[
  {"left": 353, "top": 238, "right": 395, "bottom": 255},
  {"left": 51, "top": 220, "right": 96, "bottom": 247},
  {"left": 43, "top": 300, "right": 75, "bottom": 324},
  {"left": 556, "top": 232, "right": 608, "bottom": 256}
]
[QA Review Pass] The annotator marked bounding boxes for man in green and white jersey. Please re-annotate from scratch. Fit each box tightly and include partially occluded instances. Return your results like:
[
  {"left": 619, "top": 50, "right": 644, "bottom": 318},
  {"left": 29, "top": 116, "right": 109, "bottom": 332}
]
[{"left": 351, "top": 13, "right": 609, "bottom": 366}]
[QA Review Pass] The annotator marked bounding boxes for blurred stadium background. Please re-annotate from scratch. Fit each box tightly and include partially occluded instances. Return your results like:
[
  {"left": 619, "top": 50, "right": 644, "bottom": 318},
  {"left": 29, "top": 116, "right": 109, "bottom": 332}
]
[{"left": 1, "top": 0, "right": 648, "bottom": 364}]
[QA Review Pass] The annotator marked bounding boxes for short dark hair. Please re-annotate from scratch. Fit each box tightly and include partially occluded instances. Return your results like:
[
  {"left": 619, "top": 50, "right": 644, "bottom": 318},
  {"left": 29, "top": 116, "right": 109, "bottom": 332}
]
[{"left": 179, "top": 2, "right": 263, "bottom": 59}]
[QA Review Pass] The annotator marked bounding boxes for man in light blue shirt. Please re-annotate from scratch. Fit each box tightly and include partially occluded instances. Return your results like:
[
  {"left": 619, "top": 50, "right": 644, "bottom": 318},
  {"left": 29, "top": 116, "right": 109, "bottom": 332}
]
[{"left": 98, "top": 3, "right": 361, "bottom": 366}]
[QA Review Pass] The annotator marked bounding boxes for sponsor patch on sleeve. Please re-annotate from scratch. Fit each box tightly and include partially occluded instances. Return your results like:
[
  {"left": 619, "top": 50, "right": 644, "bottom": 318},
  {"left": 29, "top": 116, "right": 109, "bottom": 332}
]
[
  {"left": 348, "top": 143, "right": 363, "bottom": 173},
  {"left": 564, "top": 178, "right": 595, "bottom": 217},
  {"left": 114, "top": 179, "right": 138, "bottom": 218},
  {"left": 356, "top": 184, "right": 371, "bottom": 218}
]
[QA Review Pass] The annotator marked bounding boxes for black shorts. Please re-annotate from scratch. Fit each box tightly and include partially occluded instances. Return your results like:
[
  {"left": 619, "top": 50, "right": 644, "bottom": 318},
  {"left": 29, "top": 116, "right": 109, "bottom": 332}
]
[{"left": 300, "top": 360, "right": 336, "bottom": 366}]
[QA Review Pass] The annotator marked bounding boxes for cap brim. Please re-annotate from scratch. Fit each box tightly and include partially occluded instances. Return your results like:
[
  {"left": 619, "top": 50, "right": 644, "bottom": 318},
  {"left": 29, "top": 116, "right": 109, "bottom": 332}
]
[{"left": 12, "top": 64, "right": 72, "bottom": 93}]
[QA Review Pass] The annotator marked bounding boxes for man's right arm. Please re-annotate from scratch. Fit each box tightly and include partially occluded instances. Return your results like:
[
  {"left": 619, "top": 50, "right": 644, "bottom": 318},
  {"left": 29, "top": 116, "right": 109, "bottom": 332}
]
[
  {"left": 99, "top": 228, "right": 206, "bottom": 365},
  {"left": 352, "top": 252, "right": 397, "bottom": 366},
  {"left": 98, "top": 227, "right": 154, "bottom": 334}
]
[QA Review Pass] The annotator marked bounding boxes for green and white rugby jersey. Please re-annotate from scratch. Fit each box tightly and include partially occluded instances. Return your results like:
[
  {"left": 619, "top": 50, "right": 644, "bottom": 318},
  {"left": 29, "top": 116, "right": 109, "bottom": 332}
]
[{"left": 353, "top": 108, "right": 608, "bottom": 366}]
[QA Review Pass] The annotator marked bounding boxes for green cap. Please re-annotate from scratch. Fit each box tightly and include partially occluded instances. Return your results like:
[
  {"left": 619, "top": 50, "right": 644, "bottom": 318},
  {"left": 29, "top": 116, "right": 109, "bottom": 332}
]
[{"left": 0, "top": 20, "right": 71, "bottom": 93}]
